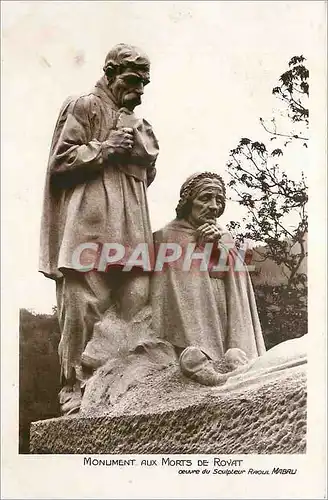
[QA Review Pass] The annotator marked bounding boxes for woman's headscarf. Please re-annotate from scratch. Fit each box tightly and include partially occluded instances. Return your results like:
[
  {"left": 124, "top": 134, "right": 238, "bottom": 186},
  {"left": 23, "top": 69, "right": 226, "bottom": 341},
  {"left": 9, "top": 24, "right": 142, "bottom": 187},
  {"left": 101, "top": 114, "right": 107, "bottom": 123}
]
[{"left": 176, "top": 172, "right": 226, "bottom": 219}]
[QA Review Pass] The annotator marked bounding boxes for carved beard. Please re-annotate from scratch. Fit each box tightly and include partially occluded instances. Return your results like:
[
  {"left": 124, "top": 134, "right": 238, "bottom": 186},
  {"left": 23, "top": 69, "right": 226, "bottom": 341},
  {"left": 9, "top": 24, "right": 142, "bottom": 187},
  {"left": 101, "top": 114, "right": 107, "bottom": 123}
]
[
  {"left": 122, "top": 92, "right": 142, "bottom": 110},
  {"left": 108, "top": 76, "right": 143, "bottom": 110}
]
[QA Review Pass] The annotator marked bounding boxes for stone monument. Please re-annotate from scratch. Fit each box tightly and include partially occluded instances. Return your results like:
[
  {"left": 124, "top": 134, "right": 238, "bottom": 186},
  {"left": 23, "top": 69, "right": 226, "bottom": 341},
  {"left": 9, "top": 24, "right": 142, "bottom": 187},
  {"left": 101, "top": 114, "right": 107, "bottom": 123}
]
[{"left": 31, "top": 49, "right": 307, "bottom": 454}]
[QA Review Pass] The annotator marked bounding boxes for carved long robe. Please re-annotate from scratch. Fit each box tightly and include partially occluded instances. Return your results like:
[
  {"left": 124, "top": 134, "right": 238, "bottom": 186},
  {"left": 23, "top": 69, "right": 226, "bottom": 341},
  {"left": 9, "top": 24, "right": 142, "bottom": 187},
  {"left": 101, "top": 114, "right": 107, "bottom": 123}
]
[
  {"left": 39, "top": 77, "right": 159, "bottom": 279},
  {"left": 151, "top": 219, "right": 266, "bottom": 361}
]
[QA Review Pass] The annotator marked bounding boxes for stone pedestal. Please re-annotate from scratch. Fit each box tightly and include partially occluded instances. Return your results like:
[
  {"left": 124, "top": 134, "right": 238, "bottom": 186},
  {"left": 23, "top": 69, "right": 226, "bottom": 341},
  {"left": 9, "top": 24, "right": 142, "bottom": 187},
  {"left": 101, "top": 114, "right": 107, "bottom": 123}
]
[{"left": 30, "top": 364, "right": 306, "bottom": 454}]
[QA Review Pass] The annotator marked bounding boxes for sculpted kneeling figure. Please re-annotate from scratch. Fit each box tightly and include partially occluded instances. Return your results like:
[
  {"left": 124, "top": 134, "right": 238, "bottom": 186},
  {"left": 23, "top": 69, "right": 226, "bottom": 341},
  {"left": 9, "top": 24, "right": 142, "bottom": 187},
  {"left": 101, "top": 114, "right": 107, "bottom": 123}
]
[{"left": 151, "top": 171, "right": 266, "bottom": 384}]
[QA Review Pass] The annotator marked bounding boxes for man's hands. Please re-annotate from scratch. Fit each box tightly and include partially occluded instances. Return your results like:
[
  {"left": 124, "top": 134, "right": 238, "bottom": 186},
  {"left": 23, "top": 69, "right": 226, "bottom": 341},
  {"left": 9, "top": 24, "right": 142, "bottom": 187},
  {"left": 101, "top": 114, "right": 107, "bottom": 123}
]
[
  {"left": 106, "top": 127, "right": 134, "bottom": 155},
  {"left": 196, "top": 223, "right": 222, "bottom": 243}
]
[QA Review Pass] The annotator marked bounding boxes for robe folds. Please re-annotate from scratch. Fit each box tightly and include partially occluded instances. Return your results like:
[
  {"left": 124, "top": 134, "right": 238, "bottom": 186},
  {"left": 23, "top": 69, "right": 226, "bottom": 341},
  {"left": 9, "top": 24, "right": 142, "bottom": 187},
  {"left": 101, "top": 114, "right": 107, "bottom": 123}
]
[
  {"left": 39, "top": 77, "right": 159, "bottom": 280},
  {"left": 151, "top": 219, "right": 266, "bottom": 361}
]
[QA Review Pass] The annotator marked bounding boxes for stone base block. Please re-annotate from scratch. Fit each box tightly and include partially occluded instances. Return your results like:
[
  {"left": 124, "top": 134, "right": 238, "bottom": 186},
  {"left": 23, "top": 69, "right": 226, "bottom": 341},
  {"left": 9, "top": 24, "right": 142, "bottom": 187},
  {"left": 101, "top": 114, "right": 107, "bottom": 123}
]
[{"left": 30, "top": 370, "right": 306, "bottom": 454}]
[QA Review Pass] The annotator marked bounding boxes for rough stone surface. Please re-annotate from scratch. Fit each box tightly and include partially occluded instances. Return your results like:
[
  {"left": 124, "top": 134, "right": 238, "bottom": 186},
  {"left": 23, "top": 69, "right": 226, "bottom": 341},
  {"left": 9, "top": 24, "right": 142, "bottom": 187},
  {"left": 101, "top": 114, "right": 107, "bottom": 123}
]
[{"left": 30, "top": 363, "right": 306, "bottom": 454}]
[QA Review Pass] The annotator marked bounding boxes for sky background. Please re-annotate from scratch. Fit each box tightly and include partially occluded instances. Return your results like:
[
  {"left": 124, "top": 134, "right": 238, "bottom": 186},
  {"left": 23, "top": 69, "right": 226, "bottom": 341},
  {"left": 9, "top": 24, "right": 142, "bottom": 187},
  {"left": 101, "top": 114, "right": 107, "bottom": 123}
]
[{"left": 2, "top": 1, "right": 325, "bottom": 313}]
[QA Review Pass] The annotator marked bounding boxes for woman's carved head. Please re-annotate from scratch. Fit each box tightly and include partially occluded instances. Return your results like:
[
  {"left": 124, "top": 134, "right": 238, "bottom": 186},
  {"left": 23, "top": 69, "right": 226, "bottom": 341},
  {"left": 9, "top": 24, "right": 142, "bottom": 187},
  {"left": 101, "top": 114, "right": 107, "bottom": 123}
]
[{"left": 176, "top": 172, "right": 226, "bottom": 225}]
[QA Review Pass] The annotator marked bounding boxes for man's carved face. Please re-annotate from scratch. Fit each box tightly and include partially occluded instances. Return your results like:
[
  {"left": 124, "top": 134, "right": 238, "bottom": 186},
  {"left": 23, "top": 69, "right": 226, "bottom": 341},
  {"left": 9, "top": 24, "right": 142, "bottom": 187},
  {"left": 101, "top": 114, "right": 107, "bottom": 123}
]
[
  {"left": 189, "top": 184, "right": 225, "bottom": 227},
  {"left": 110, "top": 67, "right": 150, "bottom": 110}
]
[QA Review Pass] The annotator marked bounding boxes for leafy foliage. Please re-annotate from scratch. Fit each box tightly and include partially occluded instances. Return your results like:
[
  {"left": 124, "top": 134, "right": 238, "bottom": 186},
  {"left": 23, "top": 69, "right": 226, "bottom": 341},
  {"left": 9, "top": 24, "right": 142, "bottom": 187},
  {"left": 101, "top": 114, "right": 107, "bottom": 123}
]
[
  {"left": 227, "top": 138, "right": 307, "bottom": 290},
  {"left": 272, "top": 55, "right": 309, "bottom": 125},
  {"left": 261, "top": 55, "right": 309, "bottom": 145},
  {"left": 19, "top": 308, "right": 61, "bottom": 453},
  {"left": 254, "top": 284, "right": 307, "bottom": 350},
  {"left": 227, "top": 55, "right": 308, "bottom": 344}
]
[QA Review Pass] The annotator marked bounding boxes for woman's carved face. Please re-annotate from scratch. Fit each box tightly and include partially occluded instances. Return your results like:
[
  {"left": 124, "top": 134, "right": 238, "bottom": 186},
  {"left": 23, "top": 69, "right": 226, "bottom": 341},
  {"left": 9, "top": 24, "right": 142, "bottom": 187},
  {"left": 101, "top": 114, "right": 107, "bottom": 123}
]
[{"left": 188, "top": 185, "right": 225, "bottom": 227}]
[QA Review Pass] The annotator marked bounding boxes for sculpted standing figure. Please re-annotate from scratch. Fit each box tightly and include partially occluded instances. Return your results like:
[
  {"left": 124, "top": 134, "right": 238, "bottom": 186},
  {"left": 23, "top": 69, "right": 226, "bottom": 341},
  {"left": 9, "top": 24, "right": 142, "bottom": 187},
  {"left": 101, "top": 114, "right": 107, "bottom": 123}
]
[
  {"left": 151, "top": 172, "right": 266, "bottom": 374},
  {"left": 39, "top": 44, "right": 159, "bottom": 413}
]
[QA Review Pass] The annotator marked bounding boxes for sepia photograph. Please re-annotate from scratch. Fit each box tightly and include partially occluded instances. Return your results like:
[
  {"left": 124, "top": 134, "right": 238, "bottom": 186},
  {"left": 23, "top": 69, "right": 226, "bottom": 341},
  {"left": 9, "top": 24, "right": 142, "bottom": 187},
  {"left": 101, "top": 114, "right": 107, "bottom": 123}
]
[{"left": 1, "top": 1, "right": 326, "bottom": 498}]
